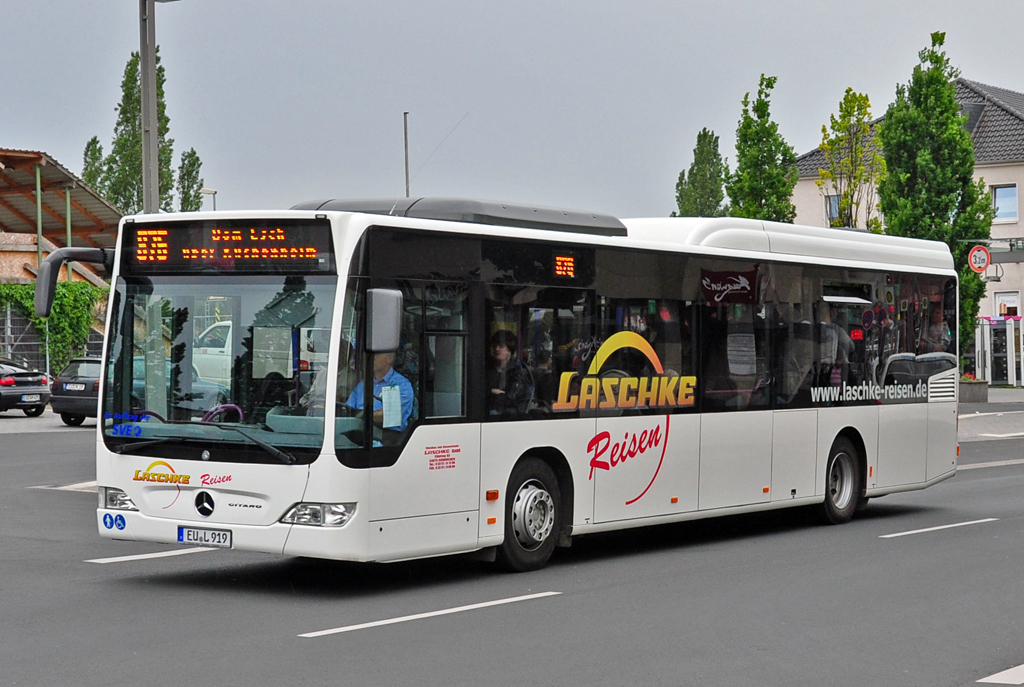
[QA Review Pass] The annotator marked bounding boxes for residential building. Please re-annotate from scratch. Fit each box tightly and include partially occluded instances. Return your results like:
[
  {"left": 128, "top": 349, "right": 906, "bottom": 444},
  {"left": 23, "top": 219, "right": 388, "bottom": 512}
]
[{"left": 793, "top": 79, "right": 1024, "bottom": 384}]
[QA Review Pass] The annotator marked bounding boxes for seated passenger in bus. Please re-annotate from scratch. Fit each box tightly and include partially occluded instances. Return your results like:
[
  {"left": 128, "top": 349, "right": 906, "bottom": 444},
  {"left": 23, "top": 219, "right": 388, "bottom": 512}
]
[
  {"left": 344, "top": 352, "right": 415, "bottom": 431},
  {"left": 531, "top": 349, "right": 557, "bottom": 411},
  {"left": 919, "top": 305, "right": 951, "bottom": 353},
  {"left": 488, "top": 331, "right": 532, "bottom": 416}
]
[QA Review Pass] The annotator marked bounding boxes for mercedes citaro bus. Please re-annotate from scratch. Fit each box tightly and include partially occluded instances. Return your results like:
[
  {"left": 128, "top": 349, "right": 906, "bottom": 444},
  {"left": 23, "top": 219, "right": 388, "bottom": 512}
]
[{"left": 35, "top": 198, "right": 959, "bottom": 571}]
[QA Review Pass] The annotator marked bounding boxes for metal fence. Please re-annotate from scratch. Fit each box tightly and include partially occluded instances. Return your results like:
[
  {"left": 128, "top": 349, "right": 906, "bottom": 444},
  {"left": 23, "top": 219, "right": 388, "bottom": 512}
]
[{"left": 0, "top": 304, "right": 103, "bottom": 373}]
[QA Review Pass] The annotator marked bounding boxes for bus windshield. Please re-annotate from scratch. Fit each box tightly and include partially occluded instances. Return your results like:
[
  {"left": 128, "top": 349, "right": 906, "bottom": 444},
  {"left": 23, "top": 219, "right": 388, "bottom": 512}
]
[{"left": 102, "top": 274, "right": 337, "bottom": 464}]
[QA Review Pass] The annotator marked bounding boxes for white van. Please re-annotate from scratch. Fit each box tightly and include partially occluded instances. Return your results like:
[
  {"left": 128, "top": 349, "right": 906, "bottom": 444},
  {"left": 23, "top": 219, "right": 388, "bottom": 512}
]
[{"left": 193, "top": 321, "right": 328, "bottom": 387}]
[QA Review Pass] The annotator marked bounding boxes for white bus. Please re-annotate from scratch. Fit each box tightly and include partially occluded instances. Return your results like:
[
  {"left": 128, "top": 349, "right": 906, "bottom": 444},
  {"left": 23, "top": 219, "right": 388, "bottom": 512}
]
[{"left": 36, "top": 198, "right": 960, "bottom": 571}]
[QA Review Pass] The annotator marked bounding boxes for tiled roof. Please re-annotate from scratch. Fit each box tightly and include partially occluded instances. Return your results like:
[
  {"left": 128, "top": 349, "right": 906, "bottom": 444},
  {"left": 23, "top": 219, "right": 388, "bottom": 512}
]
[
  {"left": 797, "top": 78, "right": 1024, "bottom": 178},
  {"left": 956, "top": 79, "right": 1024, "bottom": 164}
]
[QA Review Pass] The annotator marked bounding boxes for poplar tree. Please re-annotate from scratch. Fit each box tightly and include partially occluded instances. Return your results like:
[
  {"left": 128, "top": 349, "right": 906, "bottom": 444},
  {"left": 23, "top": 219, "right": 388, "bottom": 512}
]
[
  {"left": 817, "top": 88, "right": 885, "bottom": 231},
  {"left": 726, "top": 74, "right": 798, "bottom": 223},
  {"left": 176, "top": 148, "right": 205, "bottom": 212},
  {"left": 674, "top": 128, "right": 728, "bottom": 217},
  {"left": 878, "top": 32, "right": 993, "bottom": 352},
  {"left": 82, "top": 49, "right": 203, "bottom": 213}
]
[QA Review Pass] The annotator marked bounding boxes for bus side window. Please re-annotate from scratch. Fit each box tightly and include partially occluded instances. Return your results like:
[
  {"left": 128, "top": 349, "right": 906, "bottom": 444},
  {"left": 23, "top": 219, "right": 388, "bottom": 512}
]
[
  {"left": 421, "top": 282, "right": 468, "bottom": 420},
  {"left": 595, "top": 298, "right": 691, "bottom": 415},
  {"left": 488, "top": 286, "right": 590, "bottom": 419}
]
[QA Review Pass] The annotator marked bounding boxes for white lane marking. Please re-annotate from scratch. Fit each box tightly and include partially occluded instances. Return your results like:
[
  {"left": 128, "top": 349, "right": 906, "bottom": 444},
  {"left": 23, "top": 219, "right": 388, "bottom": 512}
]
[
  {"left": 29, "top": 480, "right": 98, "bottom": 493},
  {"left": 980, "top": 432, "right": 1024, "bottom": 438},
  {"left": 299, "top": 591, "right": 562, "bottom": 638},
  {"left": 960, "top": 410, "right": 1024, "bottom": 419},
  {"left": 959, "top": 459, "right": 1024, "bottom": 470},
  {"left": 880, "top": 518, "right": 999, "bottom": 539},
  {"left": 85, "top": 548, "right": 214, "bottom": 564},
  {"left": 978, "top": 662, "right": 1024, "bottom": 684}
]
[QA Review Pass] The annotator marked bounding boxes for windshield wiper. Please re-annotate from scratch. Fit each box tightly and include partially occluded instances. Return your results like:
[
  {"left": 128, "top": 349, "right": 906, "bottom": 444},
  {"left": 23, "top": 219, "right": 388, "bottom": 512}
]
[
  {"left": 111, "top": 437, "right": 176, "bottom": 455},
  {"left": 109, "top": 424, "right": 296, "bottom": 465},
  {"left": 212, "top": 424, "right": 296, "bottom": 465}
]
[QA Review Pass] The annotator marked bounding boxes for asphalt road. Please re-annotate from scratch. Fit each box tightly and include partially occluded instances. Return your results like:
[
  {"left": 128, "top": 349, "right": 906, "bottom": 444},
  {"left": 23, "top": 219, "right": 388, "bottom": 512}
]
[{"left": 2, "top": 407, "right": 1024, "bottom": 687}]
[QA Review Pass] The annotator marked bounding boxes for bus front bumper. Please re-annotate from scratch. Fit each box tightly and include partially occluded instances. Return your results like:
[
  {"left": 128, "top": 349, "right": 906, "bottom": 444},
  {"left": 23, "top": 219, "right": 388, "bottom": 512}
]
[{"left": 96, "top": 508, "right": 372, "bottom": 561}]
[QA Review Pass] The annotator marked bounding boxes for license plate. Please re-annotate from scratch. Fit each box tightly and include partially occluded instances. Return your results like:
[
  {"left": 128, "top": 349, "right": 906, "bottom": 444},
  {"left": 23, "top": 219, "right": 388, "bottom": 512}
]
[
  {"left": 65, "top": 383, "right": 86, "bottom": 391},
  {"left": 178, "top": 526, "right": 232, "bottom": 548},
  {"left": 21, "top": 394, "right": 40, "bottom": 403}
]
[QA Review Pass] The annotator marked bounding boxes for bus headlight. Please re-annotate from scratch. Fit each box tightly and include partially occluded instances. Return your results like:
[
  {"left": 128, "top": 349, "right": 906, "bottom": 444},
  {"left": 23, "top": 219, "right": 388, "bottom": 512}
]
[
  {"left": 281, "top": 503, "right": 356, "bottom": 527},
  {"left": 100, "top": 487, "right": 138, "bottom": 511}
]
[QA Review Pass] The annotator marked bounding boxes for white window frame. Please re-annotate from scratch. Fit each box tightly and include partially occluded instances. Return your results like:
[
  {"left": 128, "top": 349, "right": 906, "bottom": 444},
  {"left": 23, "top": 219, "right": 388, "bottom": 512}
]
[
  {"left": 992, "top": 184, "right": 1018, "bottom": 224},
  {"left": 824, "top": 194, "right": 840, "bottom": 226},
  {"left": 994, "top": 291, "right": 1021, "bottom": 317}
]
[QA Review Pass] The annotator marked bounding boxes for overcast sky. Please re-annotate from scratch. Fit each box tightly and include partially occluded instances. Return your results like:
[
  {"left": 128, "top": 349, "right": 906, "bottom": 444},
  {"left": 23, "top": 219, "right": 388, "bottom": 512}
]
[{"left": 6, "top": 1, "right": 1024, "bottom": 219}]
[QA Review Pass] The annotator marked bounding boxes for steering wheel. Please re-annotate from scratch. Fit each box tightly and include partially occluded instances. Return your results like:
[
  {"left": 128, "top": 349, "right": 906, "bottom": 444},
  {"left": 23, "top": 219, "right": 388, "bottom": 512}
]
[
  {"left": 201, "top": 404, "right": 244, "bottom": 423},
  {"left": 138, "top": 409, "right": 167, "bottom": 423}
]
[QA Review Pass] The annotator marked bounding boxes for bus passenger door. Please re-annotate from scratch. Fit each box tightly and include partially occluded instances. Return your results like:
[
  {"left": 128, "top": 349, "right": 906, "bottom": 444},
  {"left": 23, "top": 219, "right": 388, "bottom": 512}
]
[
  {"left": 593, "top": 414, "right": 700, "bottom": 522},
  {"left": 698, "top": 293, "right": 773, "bottom": 510},
  {"left": 591, "top": 298, "right": 700, "bottom": 522},
  {"left": 356, "top": 281, "right": 481, "bottom": 558}
]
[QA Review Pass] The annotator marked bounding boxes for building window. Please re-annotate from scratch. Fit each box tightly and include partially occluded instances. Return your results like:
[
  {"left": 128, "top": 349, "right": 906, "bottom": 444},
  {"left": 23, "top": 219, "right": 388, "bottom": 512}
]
[
  {"left": 825, "top": 195, "right": 840, "bottom": 226},
  {"left": 993, "top": 185, "right": 1018, "bottom": 222}
]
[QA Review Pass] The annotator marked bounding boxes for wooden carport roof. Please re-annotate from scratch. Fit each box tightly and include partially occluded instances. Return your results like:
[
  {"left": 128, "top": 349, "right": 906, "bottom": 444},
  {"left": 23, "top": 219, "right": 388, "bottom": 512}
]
[{"left": 0, "top": 148, "right": 121, "bottom": 249}]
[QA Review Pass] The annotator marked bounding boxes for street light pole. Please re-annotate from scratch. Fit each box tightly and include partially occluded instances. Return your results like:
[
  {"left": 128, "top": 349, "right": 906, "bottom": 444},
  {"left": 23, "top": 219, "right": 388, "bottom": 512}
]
[
  {"left": 404, "top": 112, "right": 410, "bottom": 198},
  {"left": 139, "top": 0, "right": 159, "bottom": 214},
  {"left": 200, "top": 187, "right": 217, "bottom": 211},
  {"left": 139, "top": 0, "right": 178, "bottom": 214}
]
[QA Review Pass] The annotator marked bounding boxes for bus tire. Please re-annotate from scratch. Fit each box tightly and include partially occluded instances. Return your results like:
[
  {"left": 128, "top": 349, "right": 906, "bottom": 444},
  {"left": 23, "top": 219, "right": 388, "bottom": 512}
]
[
  {"left": 497, "top": 457, "right": 560, "bottom": 572},
  {"left": 821, "top": 436, "right": 861, "bottom": 525}
]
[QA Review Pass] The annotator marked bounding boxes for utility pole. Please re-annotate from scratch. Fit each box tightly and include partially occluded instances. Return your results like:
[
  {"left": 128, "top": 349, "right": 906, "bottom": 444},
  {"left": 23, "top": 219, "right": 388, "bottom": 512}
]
[
  {"left": 139, "top": 0, "right": 159, "bottom": 213},
  {"left": 404, "top": 112, "right": 410, "bottom": 198},
  {"left": 139, "top": 0, "right": 178, "bottom": 213}
]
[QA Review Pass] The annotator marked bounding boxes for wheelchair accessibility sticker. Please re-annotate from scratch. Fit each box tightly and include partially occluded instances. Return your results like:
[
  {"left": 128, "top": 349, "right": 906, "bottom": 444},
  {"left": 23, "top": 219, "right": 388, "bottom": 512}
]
[{"left": 103, "top": 513, "right": 126, "bottom": 530}]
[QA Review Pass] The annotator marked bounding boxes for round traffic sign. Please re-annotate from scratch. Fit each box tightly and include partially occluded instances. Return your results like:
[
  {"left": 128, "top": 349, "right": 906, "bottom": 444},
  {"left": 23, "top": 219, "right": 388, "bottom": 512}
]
[{"left": 969, "top": 245, "right": 991, "bottom": 273}]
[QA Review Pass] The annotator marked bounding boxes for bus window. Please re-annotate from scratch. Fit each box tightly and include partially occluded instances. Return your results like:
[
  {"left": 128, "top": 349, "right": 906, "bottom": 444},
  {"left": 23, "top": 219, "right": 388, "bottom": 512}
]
[
  {"left": 595, "top": 298, "right": 695, "bottom": 416},
  {"left": 487, "top": 285, "right": 590, "bottom": 419},
  {"left": 420, "top": 282, "right": 468, "bottom": 419},
  {"left": 700, "top": 262, "right": 768, "bottom": 412}
]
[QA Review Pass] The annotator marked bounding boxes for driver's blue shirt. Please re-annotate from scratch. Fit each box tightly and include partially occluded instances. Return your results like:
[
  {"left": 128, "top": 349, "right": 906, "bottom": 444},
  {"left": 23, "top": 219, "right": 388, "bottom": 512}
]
[{"left": 345, "top": 367, "right": 414, "bottom": 431}]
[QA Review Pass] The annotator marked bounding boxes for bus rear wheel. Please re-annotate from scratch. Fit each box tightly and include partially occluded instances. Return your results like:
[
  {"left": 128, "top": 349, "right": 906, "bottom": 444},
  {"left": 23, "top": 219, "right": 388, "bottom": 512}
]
[
  {"left": 821, "top": 436, "right": 861, "bottom": 525},
  {"left": 497, "top": 457, "right": 560, "bottom": 572}
]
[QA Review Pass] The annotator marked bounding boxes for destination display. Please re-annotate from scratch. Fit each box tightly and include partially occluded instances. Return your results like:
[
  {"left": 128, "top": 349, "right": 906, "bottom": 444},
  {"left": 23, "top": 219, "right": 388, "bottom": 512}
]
[{"left": 123, "top": 218, "right": 334, "bottom": 274}]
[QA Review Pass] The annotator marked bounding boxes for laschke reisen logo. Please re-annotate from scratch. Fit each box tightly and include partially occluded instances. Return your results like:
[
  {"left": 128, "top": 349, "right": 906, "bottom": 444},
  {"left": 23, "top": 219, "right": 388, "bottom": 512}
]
[
  {"left": 553, "top": 332, "right": 696, "bottom": 411},
  {"left": 132, "top": 461, "right": 190, "bottom": 509}
]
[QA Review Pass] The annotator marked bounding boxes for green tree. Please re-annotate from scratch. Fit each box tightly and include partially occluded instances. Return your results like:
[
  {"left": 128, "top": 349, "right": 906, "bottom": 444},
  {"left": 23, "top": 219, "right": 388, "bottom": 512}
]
[
  {"left": 674, "top": 128, "right": 729, "bottom": 217},
  {"left": 81, "top": 136, "right": 104, "bottom": 190},
  {"left": 176, "top": 148, "right": 204, "bottom": 212},
  {"left": 82, "top": 49, "right": 204, "bottom": 213},
  {"left": 878, "top": 32, "right": 993, "bottom": 353},
  {"left": 726, "top": 74, "right": 798, "bottom": 222},
  {"left": 817, "top": 88, "right": 885, "bottom": 231}
]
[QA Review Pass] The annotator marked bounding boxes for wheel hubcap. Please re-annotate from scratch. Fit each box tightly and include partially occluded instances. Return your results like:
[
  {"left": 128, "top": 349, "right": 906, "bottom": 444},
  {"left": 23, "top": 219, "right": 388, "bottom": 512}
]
[
  {"left": 511, "top": 480, "right": 555, "bottom": 550},
  {"left": 829, "top": 452, "right": 854, "bottom": 510}
]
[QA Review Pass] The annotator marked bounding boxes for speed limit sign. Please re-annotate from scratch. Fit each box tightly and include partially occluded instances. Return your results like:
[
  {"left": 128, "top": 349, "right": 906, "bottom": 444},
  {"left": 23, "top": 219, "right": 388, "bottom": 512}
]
[{"left": 969, "top": 245, "right": 991, "bottom": 273}]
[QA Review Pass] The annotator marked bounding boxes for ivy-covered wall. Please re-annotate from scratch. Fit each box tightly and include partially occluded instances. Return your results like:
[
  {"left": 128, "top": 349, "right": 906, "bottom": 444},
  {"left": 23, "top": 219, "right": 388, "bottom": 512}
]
[{"left": 0, "top": 282, "right": 108, "bottom": 370}]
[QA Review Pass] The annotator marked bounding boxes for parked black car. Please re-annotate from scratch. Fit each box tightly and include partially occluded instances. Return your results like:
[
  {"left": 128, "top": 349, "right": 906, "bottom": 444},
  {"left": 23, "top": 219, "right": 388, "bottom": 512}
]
[
  {"left": 50, "top": 357, "right": 101, "bottom": 426},
  {"left": 0, "top": 358, "right": 50, "bottom": 417}
]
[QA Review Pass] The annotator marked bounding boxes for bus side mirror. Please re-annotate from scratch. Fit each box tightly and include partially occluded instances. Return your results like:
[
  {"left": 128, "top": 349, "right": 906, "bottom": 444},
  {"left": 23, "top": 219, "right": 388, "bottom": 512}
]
[
  {"left": 367, "top": 288, "right": 402, "bottom": 352},
  {"left": 34, "top": 247, "right": 112, "bottom": 317}
]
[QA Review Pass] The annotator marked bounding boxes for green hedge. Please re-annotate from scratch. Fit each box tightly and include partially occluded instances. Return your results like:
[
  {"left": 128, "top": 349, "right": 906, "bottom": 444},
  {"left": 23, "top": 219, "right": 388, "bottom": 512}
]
[{"left": 0, "top": 282, "right": 108, "bottom": 371}]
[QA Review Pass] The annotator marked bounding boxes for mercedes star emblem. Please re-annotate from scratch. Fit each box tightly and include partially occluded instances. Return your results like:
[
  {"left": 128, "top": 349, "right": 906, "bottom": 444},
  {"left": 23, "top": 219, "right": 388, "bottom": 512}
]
[{"left": 195, "top": 491, "right": 215, "bottom": 517}]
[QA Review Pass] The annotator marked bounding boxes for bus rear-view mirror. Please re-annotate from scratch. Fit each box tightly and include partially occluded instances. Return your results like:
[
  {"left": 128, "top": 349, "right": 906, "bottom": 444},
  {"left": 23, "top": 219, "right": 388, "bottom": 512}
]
[{"left": 367, "top": 288, "right": 402, "bottom": 352}]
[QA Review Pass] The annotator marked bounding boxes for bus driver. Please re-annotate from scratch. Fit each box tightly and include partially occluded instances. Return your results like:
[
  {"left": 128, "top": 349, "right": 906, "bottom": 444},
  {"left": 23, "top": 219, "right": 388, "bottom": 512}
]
[{"left": 345, "top": 352, "right": 415, "bottom": 432}]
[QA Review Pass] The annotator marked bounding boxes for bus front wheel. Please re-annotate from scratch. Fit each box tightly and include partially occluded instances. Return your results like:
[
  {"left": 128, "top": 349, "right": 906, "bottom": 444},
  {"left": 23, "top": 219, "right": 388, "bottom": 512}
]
[
  {"left": 497, "top": 457, "right": 560, "bottom": 572},
  {"left": 821, "top": 436, "right": 861, "bottom": 525}
]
